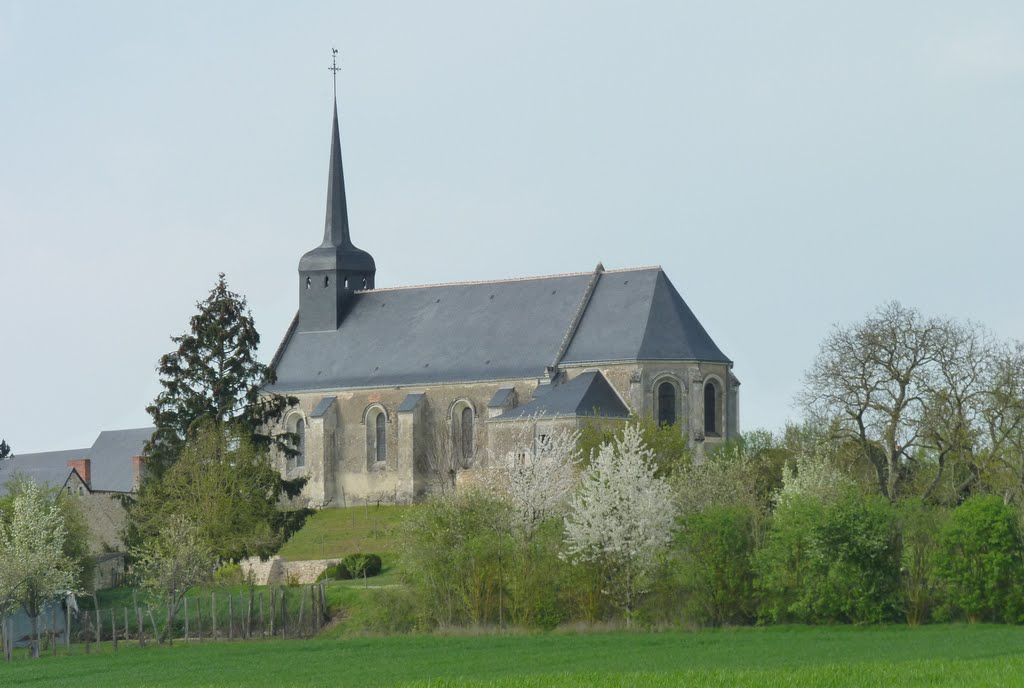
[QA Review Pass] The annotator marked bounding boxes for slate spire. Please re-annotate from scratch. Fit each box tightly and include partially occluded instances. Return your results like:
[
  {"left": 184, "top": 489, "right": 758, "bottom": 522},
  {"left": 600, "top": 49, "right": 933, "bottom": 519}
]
[
  {"left": 297, "top": 77, "right": 376, "bottom": 333},
  {"left": 322, "top": 98, "right": 351, "bottom": 249}
]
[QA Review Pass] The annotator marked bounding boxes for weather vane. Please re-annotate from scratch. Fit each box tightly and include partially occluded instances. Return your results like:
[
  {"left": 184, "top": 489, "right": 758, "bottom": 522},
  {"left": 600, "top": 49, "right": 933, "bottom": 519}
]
[{"left": 329, "top": 48, "right": 340, "bottom": 99}]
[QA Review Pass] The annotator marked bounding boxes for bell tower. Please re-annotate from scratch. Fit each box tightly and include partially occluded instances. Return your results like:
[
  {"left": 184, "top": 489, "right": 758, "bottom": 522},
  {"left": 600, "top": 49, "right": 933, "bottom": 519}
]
[{"left": 298, "top": 55, "right": 376, "bottom": 333}]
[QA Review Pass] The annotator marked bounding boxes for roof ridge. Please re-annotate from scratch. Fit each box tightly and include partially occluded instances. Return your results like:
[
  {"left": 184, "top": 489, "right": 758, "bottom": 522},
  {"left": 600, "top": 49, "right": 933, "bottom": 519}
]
[{"left": 358, "top": 265, "right": 662, "bottom": 294}]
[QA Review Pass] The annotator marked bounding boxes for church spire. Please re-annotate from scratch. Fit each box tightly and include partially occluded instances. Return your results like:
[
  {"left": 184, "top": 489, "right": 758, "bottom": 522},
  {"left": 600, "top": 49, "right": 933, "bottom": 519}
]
[
  {"left": 321, "top": 98, "right": 352, "bottom": 249},
  {"left": 296, "top": 50, "right": 376, "bottom": 333}
]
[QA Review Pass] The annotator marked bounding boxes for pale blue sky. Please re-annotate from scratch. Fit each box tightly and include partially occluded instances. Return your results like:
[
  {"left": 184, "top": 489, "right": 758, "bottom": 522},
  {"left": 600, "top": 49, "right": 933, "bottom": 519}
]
[{"left": 2, "top": 2, "right": 1022, "bottom": 453}]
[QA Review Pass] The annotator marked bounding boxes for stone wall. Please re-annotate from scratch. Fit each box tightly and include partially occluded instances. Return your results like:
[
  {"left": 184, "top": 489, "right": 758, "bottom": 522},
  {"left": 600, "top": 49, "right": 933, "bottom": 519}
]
[
  {"left": 239, "top": 556, "right": 338, "bottom": 586},
  {"left": 273, "top": 360, "right": 739, "bottom": 507}
]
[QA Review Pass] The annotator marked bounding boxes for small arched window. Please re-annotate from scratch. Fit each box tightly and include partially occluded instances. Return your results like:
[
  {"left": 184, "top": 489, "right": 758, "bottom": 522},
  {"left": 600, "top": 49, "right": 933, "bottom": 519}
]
[
  {"left": 324, "top": 275, "right": 330, "bottom": 288},
  {"left": 459, "top": 406, "right": 474, "bottom": 464},
  {"left": 375, "top": 413, "right": 386, "bottom": 462},
  {"left": 362, "top": 276, "right": 368, "bottom": 289},
  {"left": 305, "top": 276, "right": 311, "bottom": 290},
  {"left": 657, "top": 381, "right": 676, "bottom": 427},
  {"left": 295, "top": 418, "right": 305, "bottom": 468},
  {"left": 704, "top": 381, "right": 719, "bottom": 435}
]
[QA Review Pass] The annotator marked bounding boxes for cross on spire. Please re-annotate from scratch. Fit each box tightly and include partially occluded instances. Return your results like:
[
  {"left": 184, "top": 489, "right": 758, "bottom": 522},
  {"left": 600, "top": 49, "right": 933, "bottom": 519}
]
[{"left": 329, "top": 48, "right": 340, "bottom": 99}]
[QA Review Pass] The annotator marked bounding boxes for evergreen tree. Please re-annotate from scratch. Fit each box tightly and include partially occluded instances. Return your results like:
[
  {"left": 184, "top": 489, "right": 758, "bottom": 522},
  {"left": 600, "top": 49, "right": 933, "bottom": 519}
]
[
  {"left": 143, "top": 273, "right": 297, "bottom": 478},
  {"left": 0, "top": 439, "right": 12, "bottom": 459}
]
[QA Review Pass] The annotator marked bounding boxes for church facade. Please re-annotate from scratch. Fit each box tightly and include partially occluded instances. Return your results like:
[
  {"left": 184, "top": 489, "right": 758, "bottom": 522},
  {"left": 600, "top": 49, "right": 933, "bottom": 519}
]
[{"left": 266, "top": 99, "right": 739, "bottom": 508}]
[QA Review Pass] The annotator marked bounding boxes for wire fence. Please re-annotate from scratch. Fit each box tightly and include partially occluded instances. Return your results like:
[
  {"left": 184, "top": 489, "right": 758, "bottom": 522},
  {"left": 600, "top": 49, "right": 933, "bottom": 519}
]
[{"left": 2, "top": 583, "right": 330, "bottom": 661}]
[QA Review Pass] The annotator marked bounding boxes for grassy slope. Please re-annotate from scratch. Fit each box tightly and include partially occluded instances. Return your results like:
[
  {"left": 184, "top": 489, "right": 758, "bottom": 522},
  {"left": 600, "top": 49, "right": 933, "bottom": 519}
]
[
  {"left": 277, "top": 504, "right": 412, "bottom": 562},
  {"left": 4, "top": 625, "right": 1024, "bottom": 687}
]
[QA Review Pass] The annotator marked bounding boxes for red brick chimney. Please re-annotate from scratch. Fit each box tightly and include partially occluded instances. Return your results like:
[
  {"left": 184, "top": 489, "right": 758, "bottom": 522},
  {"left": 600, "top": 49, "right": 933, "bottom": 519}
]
[
  {"left": 132, "top": 455, "right": 146, "bottom": 491},
  {"left": 67, "top": 458, "right": 91, "bottom": 487}
]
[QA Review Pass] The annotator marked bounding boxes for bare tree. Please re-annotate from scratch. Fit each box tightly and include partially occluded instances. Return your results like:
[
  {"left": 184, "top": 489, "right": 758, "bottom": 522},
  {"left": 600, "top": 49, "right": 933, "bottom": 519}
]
[
  {"left": 416, "top": 403, "right": 477, "bottom": 495},
  {"left": 801, "top": 302, "right": 956, "bottom": 500}
]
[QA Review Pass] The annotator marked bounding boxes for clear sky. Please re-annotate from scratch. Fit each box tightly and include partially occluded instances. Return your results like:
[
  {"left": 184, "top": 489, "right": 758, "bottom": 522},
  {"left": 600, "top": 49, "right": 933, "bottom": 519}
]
[{"left": 2, "top": 2, "right": 1022, "bottom": 454}]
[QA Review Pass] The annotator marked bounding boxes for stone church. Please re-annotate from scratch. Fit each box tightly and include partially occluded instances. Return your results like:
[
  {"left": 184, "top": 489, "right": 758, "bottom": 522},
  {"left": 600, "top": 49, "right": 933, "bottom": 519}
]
[{"left": 267, "top": 98, "right": 739, "bottom": 507}]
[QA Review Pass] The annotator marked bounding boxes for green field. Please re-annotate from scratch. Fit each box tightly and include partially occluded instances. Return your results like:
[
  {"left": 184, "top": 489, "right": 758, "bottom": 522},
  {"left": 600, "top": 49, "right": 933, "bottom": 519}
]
[{"left": 3, "top": 625, "right": 1024, "bottom": 686}]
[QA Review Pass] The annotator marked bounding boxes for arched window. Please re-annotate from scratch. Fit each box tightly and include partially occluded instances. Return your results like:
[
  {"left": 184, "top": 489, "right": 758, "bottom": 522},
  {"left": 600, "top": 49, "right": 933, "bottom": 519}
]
[
  {"left": 375, "top": 412, "right": 386, "bottom": 463},
  {"left": 704, "top": 381, "right": 719, "bottom": 435},
  {"left": 657, "top": 381, "right": 676, "bottom": 427},
  {"left": 459, "top": 406, "right": 474, "bottom": 464},
  {"left": 365, "top": 406, "right": 387, "bottom": 469},
  {"left": 295, "top": 418, "right": 305, "bottom": 467}
]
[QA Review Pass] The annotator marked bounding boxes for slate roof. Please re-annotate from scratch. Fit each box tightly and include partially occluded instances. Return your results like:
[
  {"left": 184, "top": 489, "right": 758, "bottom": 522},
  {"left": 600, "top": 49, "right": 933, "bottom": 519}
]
[
  {"left": 495, "top": 371, "right": 630, "bottom": 421},
  {"left": 269, "top": 267, "right": 730, "bottom": 393},
  {"left": 0, "top": 427, "right": 153, "bottom": 494}
]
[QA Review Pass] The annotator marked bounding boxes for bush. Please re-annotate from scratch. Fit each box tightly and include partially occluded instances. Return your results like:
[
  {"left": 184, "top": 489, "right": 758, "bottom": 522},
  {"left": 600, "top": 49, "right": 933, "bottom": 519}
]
[
  {"left": 315, "top": 554, "right": 384, "bottom": 582},
  {"left": 674, "top": 504, "right": 758, "bottom": 626},
  {"left": 755, "top": 490, "right": 900, "bottom": 624},
  {"left": 935, "top": 495, "right": 1024, "bottom": 623},
  {"left": 896, "top": 499, "right": 948, "bottom": 625},
  {"left": 213, "top": 562, "right": 244, "bottom": 585},
  {"left": 340, "top": 553, "right": 383, "bottom": 579}
]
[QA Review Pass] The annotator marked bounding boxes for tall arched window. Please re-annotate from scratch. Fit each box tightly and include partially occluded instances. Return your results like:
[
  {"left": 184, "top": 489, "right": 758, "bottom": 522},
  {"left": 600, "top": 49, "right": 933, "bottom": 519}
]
[
  {"left": 366, "top": 406, "right": 387, "bottom": 469},
  {"left": 375, "top": 412, "right": 386, "bottom": 463},
  {"left": 657, "top": 382, "right": 676, "bottom": 427},
  {"left": 704, "top": 381, "right": 718, "bottom": 435},
  {"left": 295, "top": 418, "right": 305, "bottom": 468},
  {"left": 459, "top": 406, "right": 474, "bottom": 464}
]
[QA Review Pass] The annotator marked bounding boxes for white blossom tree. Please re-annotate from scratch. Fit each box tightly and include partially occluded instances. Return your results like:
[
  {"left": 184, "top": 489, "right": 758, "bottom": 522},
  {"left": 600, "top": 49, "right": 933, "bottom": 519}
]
[
  {"left": 563, "top": 424, "right": 676, "bottom": 625},
  {"left": 0, "top": 481, "right": 78, "bottom": 658},
  {"left": 492, "top": 425, "right": 581, "bottom": 535}
]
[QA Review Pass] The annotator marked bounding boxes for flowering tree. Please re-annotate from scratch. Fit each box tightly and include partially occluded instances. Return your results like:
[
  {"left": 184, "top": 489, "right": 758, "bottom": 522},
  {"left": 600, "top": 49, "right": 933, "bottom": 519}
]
[
  {"left": 0, "top": 481, "right": 78, "bottom": 657},
  {"left": 493, "top": 425, "right": 581, "bottom": 535},
  {"left": 563, "top": 424, "right": 676, "bottom": 624}
]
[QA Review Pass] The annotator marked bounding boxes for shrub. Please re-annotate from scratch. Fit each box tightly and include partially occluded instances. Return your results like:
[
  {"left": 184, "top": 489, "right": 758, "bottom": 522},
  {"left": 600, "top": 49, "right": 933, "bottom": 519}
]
[
  {"left": 340, "top": 553, "right": 383, "bottom": 579},
  {"left": 315, "top": 554, "right": 384, "bottom": 582},
  {"left": 213, "top": 562, "right": 244, "bottom": 585},
  {"left": 756, "top": 490, "right": 901, "bottom": 624},
  {"left": 674, "top": 504, "right": 758, "bottom": 626},
  {"left": 896, "top": 499, "right": 948, "bottom": 625},
  {"left": 935, "top": 495, "right": 1024, "bottom": 623}
]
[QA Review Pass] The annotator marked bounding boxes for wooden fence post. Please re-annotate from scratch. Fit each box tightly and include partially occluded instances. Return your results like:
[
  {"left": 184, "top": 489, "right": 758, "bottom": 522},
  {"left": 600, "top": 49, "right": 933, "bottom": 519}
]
[
  {"left": 84, "top": 611, "right": 91, "bottom": 655},
  {"left": 280, "top": 588, "right": 288, "bottom": 638},
  {"left": 112, "top": 609, "right": 118, "bottom": 652},
  {"left": 259, "top": 591, "right": 265, "bottom": 639},
  {"left": 212, "top": 592, "right": 217, "bottom": 640},
  {"left": 137, "top": 607, "right": 144, "bottom": 648},
  {"left": 228, "top": 594, "right": 234, "bottom": 640},
  {"left": 197, "top": 596, "right": 204, "bottom": 643},
  {"left": 269, "top": 587, "right": 276, "bottom": 637}
]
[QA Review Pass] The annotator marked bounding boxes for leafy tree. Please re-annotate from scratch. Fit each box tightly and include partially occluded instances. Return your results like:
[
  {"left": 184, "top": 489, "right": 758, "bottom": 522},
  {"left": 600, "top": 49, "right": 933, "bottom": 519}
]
[
  {"left": 0, "top": 439, "right": 11, "bottom": 459},
  {"left": 131, "top": 515, "right": 214, "bottom": 643},
  {"left": 564, "top": 425, "right": 677, "bottom": 626},
  {"left": 755, "top": 488, "right": 901, "bottom": 624},
  {"left": 934, "top": 495, "right": 1024, "bottom": 623},
  {"left": 673, "top": 503, "right": 758, "bottom": 626},
  {"left": 144, "top": 273, "right": 296, "bottom": 478},
  {"left": 130, "top": 420, "right": 288, "bottom": 561},
  {"left": 0, "top": 481, "right": 78, "bottom": 657},
  {"left": 896, "top": 499, "right": 948, "bottom": 625}
]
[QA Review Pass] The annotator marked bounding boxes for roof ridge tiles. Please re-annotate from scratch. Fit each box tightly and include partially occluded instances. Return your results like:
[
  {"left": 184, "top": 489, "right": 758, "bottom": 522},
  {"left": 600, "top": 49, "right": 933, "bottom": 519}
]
[{"left": 356, "top": 265, "right": 662, "bottom": 294}]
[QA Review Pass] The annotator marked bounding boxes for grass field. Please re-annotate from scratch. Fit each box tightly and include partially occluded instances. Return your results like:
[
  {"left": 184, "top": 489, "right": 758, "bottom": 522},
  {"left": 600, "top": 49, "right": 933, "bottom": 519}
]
[
  {"left": 3, "top": 625, "right": 1024, "bottom": 686},
  {"left": 277, "top": 504, "right": 412, "bottom": 561}
]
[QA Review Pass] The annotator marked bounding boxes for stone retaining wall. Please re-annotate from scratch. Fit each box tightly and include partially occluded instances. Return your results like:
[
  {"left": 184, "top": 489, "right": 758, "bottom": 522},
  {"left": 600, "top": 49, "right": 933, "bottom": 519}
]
[{"left": 239, "top": 556, "right": 337, "bottom": 585}]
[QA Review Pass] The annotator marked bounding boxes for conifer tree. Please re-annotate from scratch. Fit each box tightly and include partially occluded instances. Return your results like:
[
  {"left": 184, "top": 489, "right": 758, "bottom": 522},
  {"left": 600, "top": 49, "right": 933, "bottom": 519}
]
[
  {"left": 0, "top": 439, "right": 11, "bottom": 459},
  {"left": 143, "top": 273, "right": 297, "bottom": 478}
]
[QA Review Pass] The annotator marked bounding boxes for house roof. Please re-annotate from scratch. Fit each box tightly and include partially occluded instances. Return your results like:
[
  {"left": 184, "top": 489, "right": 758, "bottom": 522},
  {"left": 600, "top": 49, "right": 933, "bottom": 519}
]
[
  {"left": 495, "top": 371, "right": 630, "bottom": 421},
  {"left": 268, "top": 266, "right": 730, "bottom": 393},
  {"left": 0, "top": 427, "right": 153, "bottom": 494}
]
